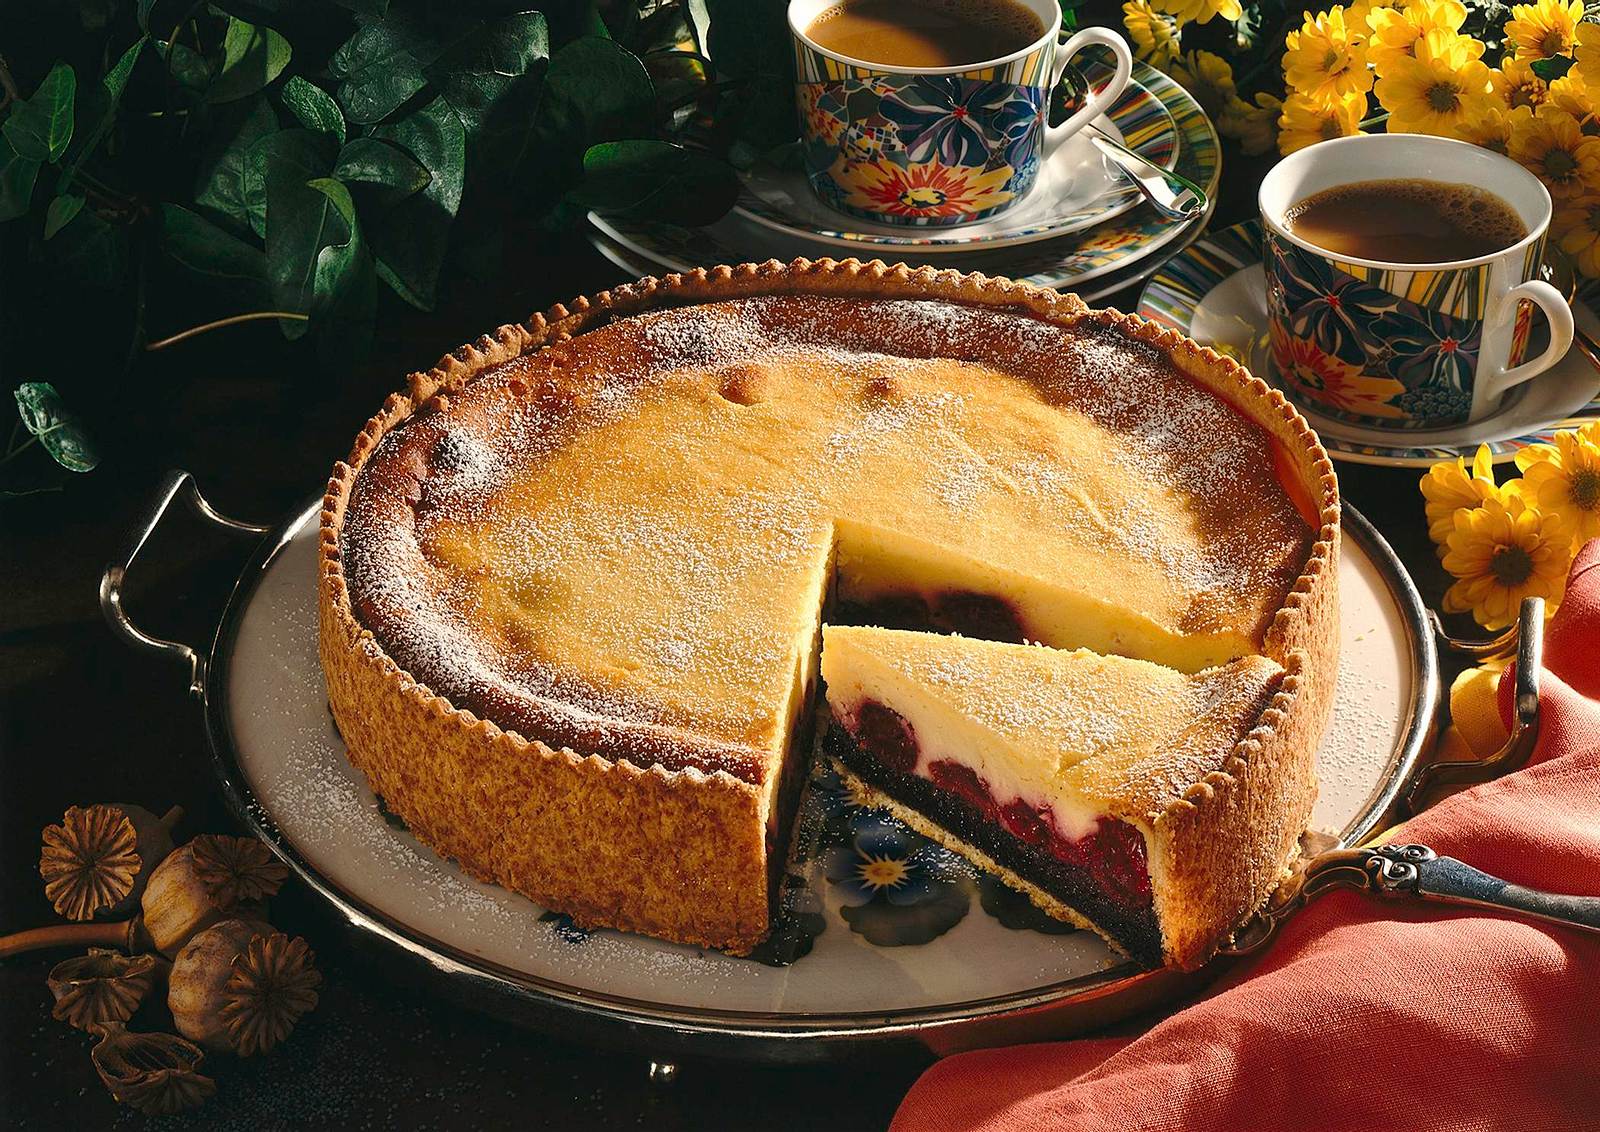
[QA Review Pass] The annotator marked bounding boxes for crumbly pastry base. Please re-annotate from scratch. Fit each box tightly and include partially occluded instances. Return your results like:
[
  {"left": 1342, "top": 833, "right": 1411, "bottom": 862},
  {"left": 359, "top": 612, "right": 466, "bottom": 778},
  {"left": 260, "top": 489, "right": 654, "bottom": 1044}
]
[{"left": 319, "top": 258, "right": 1341, "bottom": 963}]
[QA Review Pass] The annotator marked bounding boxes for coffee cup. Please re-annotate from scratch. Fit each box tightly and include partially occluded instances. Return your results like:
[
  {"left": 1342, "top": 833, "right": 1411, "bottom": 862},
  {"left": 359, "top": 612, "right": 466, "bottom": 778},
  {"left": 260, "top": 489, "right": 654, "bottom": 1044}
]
[
  {"left": 787, "top": 0, "right": 1133, "bottom": 227},
  {"left": 1258, "top": 133, "right": 1574, "bottom": 429}
]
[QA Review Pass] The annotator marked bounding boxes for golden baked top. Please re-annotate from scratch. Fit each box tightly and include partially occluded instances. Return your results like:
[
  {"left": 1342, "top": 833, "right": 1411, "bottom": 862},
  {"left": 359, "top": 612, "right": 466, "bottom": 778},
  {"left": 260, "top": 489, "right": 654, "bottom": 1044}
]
[{"left": 340, "top": 290, "right": 1318, "bottom": 788}]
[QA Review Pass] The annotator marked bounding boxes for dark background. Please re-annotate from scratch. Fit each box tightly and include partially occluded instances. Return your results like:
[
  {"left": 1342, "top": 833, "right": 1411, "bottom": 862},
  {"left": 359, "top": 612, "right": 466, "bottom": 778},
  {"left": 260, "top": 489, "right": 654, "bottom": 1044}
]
[{"left": 0, "top": 39, "right": 1457, "bottom": 1128}]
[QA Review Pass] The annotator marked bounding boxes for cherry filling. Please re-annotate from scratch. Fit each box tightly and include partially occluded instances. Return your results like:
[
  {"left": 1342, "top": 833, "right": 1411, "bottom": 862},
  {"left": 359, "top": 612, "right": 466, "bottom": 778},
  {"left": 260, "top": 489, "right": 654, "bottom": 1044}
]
[
  {"left": 829, "top": 701, "right": 1162, "bottom": 966},
  {"left": 834, "top": 590, "right": 1028, "bottom": 643}
]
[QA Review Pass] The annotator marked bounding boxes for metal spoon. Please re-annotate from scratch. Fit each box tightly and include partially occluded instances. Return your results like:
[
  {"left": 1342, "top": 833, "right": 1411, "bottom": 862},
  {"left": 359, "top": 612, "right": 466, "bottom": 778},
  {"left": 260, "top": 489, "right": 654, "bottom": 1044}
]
[{"left": 1056, "top": 63, "right": 1207, "bottom": 221}]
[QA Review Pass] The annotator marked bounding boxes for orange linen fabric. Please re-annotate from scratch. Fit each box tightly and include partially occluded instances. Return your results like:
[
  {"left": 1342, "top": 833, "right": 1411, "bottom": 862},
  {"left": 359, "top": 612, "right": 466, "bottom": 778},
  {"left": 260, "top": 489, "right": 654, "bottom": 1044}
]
[{"left": 894, "top": 539, "right": 1600, "bottom": 1132}]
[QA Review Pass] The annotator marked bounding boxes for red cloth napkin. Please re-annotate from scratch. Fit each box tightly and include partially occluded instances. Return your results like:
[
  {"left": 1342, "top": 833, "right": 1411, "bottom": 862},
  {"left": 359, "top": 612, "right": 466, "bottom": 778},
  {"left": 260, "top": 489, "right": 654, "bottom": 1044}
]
[{"left": 894, "top": 539, "right": 1600, "bottom": 1132}]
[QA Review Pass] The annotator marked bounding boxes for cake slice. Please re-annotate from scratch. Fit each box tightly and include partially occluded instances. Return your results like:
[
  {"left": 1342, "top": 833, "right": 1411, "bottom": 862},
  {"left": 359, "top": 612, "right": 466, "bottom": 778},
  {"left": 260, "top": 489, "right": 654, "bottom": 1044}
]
[{"left": 819, "top": 626, "right": 1297, "bottom": 968}]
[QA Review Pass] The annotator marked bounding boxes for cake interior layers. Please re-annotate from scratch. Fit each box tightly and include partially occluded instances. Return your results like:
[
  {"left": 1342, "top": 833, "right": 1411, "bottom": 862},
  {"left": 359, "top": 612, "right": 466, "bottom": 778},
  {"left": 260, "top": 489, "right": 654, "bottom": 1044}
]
[{"left": 818, "top": 626, "right": 1286, "bottom": 963}]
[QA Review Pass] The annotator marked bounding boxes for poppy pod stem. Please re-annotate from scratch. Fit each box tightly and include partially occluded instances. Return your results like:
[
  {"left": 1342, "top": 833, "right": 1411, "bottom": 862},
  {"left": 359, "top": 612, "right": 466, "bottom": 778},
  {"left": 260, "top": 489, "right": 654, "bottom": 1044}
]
[{"left": 0, "top": 918, "right": 146, "bottom": 960}]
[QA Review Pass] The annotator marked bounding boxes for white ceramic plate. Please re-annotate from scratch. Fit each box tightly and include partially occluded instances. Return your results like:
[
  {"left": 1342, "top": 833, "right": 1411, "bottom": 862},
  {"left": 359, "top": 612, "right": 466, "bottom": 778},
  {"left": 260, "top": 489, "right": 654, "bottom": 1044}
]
[{"left": 223, "top": 508, "right": 1420, "bottom": 1019}]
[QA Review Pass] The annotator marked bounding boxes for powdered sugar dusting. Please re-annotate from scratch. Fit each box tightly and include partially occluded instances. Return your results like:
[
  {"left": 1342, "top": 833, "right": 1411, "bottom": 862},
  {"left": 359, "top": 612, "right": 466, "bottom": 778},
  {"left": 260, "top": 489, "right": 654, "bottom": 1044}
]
[{"left": 341, "top": 295, "right": 1311, "bottom": 760}]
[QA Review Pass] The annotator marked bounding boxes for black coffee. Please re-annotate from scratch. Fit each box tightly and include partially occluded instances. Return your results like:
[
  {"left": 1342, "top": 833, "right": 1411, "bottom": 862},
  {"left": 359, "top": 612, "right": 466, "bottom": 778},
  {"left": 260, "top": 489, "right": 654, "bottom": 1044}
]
[
  {"left": 806, "top": 0, "right": 1045, "bottom": 68},
  {"left": 1284, "top": 179, "right": 1527, "bottom": 263}
]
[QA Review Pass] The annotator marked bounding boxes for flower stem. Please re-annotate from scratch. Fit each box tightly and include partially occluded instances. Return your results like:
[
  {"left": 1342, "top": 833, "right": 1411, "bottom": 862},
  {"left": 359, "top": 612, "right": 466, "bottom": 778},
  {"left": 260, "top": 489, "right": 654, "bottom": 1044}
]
[
  {"left": 145, "top": 311, "right": 309, "bottom": 351},
  {"left": 0, "top": 920, "right": 133, "bottom": 961}
]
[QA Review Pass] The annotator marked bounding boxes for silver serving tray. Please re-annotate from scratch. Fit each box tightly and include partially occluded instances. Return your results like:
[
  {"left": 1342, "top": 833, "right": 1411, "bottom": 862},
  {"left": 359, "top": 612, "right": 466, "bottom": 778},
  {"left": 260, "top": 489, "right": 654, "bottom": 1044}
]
[{"left": 102, "top": 472, "right": 1441, "bottom": 1064}]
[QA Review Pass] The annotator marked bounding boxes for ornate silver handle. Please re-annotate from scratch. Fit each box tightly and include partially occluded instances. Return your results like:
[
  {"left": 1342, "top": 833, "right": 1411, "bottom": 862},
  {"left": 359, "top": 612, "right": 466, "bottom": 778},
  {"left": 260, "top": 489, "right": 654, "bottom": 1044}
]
[
  {"left": 1227, "top": 843, "right": 1600, "bottom": 956},
  {"left": 99, "top": 469, "right": 269, "bottom": 697}
]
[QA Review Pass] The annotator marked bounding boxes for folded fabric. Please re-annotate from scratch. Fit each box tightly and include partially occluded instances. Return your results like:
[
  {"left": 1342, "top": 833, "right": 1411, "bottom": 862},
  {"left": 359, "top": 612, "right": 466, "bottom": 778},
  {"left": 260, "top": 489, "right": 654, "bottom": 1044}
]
[{"left": 893, "top": 539, "right": 1600, "bottom": 1132}]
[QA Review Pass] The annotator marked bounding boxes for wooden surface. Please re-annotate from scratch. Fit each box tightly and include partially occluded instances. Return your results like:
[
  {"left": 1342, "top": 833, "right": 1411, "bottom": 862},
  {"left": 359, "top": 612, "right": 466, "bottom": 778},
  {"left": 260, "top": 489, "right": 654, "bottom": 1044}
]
[{"left": 1, "top": 175, "right": 1462, "bottom": 1128}]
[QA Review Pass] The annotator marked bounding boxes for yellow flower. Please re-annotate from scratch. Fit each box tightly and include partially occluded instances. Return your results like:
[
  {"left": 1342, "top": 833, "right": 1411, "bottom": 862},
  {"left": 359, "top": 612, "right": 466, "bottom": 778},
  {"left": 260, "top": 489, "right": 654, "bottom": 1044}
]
[
  {"left": 1374, "top": 29, "right": 1495, "bottom": 137},
  {"left": 1548, "top": 73, "right": 1599, "bottom": 134},
  {"left": 1420, "top": 442, "right": 1504, "bottom": 552},
  {"left": 1170, "top": 50, "right": 1238, "bottom": 119},
  {"left": 1153, "top": 0, "right": 1243, "bottom": 27},
  {"left": 1458, "top": 103, "right": 1515, "bottom": 153},
  {"left": 1284, "top": 8, "right": 1374, "bottom": 104},
  {"left": 1366, "top": 0, "right": 1474, "bottom": 77},
  {"left": 1276, "top": 89, "right": 1369, "bottom": 154},
  {"left": 1349, "top": 0, "right": 1407, "bottom": 32},
  {"left": 1554, "top": 191, "right": 1600, "bottom": 275},
  {"left": 1514, "top": 425, "right": 1600, "bottom": 547},
  {"left": 1493, "top": 56, "right": 1550, "bottom": 112},
  {"left": 1508, "top": 104, "right": 1600, "bottom": 198},
  {"left": 1220, "top": 92, "right": 1283, "bottom": 155},
  {"left": 1124, "top": 0, "right": 1182, "bottom": 68},
  {"left": 1503, "top": 0, "right": 1582, "bottom": 59},
  {"left": 1575, "top": 22, "right": 1600, "bottom": 90},
  {"left": 1442, "top": 493, "right": 1570, "bottom": 629}
]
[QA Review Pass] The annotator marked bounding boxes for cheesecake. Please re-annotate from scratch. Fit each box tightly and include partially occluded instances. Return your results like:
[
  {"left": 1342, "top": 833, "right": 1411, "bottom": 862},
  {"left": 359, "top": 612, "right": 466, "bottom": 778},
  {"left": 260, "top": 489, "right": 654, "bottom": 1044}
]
[
  {"left": 318, "top": 259, "right": 1340, "bottom": 967},
  {"left": 820, "top": 626, "right": 1291, "bottom": 966}
]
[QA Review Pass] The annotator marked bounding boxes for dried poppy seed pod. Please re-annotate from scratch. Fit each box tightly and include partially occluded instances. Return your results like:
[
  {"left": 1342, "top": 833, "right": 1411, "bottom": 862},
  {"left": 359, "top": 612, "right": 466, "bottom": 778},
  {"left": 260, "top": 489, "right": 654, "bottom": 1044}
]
[
  {"left": 39, "top": 804, "right": 182, "bottom": 921},
  {"left": 91, "top": 1022, "right": 216, "bottom": 1115},
  {"left": 169, "top": 919, "right": 320, "bottom": 1055},
  {"left": 139, "top": 834, "right": 283, "bottom": 956},
  {"left": 47, "top": 949, "right": 164, "bottom": 1031}
]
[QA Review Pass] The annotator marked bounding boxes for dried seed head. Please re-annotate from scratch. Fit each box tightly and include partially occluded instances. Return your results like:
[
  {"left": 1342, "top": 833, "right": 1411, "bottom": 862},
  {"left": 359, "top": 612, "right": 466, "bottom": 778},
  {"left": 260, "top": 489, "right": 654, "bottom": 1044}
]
[
  {"left": 140, "top": 839, "right": 271, "bottom": 957},
  {"left": 188, "top": 835, "right": 288, "bottom": 907},
  {"left": 38, "top": 804, "right": 182, "bottom": 922},
  {"left": 47, "top": 949, "right": 163, "bottom": 1031},
  {"left": 91, "top": 1023, "right": 216, "bottom": 1115},
  {"left": 170, "top": 919, "right": 319, "bottom": 1055},
  {"left": 40, "top": 806, "right": 140, "bottom": 921}
]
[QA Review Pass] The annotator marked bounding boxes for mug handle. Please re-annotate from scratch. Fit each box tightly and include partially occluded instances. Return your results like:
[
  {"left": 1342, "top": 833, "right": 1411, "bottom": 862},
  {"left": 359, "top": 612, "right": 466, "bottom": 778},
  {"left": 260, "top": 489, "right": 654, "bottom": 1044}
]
[
  {"left": 1045, "top": 28, "right": 1133, "bottom": 154},
  {"left": 1480, "top": 279, "right": 1575, "bottom": 402}
]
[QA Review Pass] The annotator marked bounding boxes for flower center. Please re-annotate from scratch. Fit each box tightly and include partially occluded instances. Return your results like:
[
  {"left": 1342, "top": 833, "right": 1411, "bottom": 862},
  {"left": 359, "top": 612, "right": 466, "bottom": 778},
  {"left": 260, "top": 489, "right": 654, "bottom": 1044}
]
[
  {"left": 1320, "top": 117, "right": 1343, "bottom": 140},
  {"left": 1426, "top": 81, "right": 1462, "bottom": 114},
  {"left": 1543, "top": 148, "right": 1578, "bottom": 179},
  {"left": 1323, "top": 48, "right": 1340, "bottom": 71},
  {"left": 859, "top": 856, "right": 908, "bottom": 889},
  {"left": 1541, "top": 30, "right": 1567, "bottom": 55},
  {"left": 1490, "top": 544, "right": 1535, "bottom": 586},
  {"left": 1440, "top": 337, "right": 1458, "bottom": 352},
  {"left": 1572, "top": 467, "right": 1600, "bottom": 511}
]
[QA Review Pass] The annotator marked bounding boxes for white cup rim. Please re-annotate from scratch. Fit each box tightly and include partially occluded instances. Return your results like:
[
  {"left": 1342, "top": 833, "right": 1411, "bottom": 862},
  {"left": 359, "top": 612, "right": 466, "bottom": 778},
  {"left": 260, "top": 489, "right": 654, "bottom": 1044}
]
[
  {"left": 1258, "top": 133, "right": 1553, "bottom": 273},
  {"left": 786, "top": 0, "right": 1062, "bottom": 77}
]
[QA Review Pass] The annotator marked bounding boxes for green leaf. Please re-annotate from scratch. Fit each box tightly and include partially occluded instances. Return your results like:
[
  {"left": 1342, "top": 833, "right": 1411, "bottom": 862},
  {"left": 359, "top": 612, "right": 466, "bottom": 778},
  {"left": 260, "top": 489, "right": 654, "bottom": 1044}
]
[
  {"left": 4, "top": 63, "right": 77, "bottom": 162},
  {"left": 62, "top": 37, "right": 145, "bottom": 174},
  {"left": 571, "top": 141, "right": 738, "bottom": 226},
  {"left": 280, "top": 76, "right": 346, "bottom": 144},
  {"left": 43, "top": 193, "right": 85, "bottom": 239},
  {"left": 303, "top": 177, "right": 377, "bottom": 365},
  {"left": 194, "top": 96, "right": 278, "bottom": 237},
  {"left": 160, "top": 203, "right": 267, "bottom": 284},
  {"left": 703, "top": 0, "right": 795, "bottom": 147},
  {"left": 333, "top": 136, "right": 429, "bottom": 194},
  {"left": 14, "top": 382, "right": 98, "bottom": 472},
  {"left": 207, "top": 17, "right": 292, "bottom": 103},
  {"left": 369, "top": 96, "right": 465, "bottom": 309},
  {"left": 48, "top": 207, "right": 126, "bottom": 288},
  {"left": 1531, "top": 55, "right": 1575, "bottom": 82},
  {"left": 0, "top": 138, "right": 41, "bottom": 221},
  {"left": 158, "top": 40, "right": 213, "bottom": 92},
  {"left": 263, "top": 133, "right": 342, "bottom": 336},
  {"left": 534, "top": 37, "right": 654, "bottom": 174},
  {"left": 430, "top": 12, "right": 550, "bottom": 138},
  {"left": 330, "top": 20, "right": 429, "bottom": 124},
  {"left": 102, "top": 37, "right": 145, "bottom": 105}
]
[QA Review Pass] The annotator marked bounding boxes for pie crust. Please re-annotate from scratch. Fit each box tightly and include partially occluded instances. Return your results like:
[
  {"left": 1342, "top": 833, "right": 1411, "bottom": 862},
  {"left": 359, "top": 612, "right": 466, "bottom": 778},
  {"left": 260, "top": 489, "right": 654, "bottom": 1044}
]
[{"left": 318, "top": 258, "right": 1340, "bottom": 967}]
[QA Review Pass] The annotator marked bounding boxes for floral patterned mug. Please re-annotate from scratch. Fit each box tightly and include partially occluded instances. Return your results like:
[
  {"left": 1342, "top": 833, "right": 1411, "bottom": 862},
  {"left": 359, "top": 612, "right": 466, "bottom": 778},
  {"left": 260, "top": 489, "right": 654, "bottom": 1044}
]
[
  {"left": 1259, "top": 133, "right": 1575, "bottom": 429},
  {"left": 786, "top": 0, "right": 1133, "bottom": 226}
]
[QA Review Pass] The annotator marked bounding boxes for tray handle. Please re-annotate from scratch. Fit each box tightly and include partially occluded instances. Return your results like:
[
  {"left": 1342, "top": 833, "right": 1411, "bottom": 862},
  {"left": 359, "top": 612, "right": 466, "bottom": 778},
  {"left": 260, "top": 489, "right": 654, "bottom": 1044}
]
[
  {"left": 1229, "top": 844, "right": 1600, "bottom": 957},
  {"left": 1406, "top": 597, "right": 1544, "bottom": 812},
  {"left": 99, "top": 469, "right": 270, "bottom": 697}
]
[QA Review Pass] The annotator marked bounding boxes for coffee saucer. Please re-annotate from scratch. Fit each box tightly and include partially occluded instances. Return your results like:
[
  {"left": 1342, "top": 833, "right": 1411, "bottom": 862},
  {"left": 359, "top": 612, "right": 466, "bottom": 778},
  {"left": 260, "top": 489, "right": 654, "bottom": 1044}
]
[
  {"left": 737, "top": 54, "right": 1178, "bottom": 252},
  {"left": 1137, "top": 220, "right": 1600, "bottom": 467}
]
